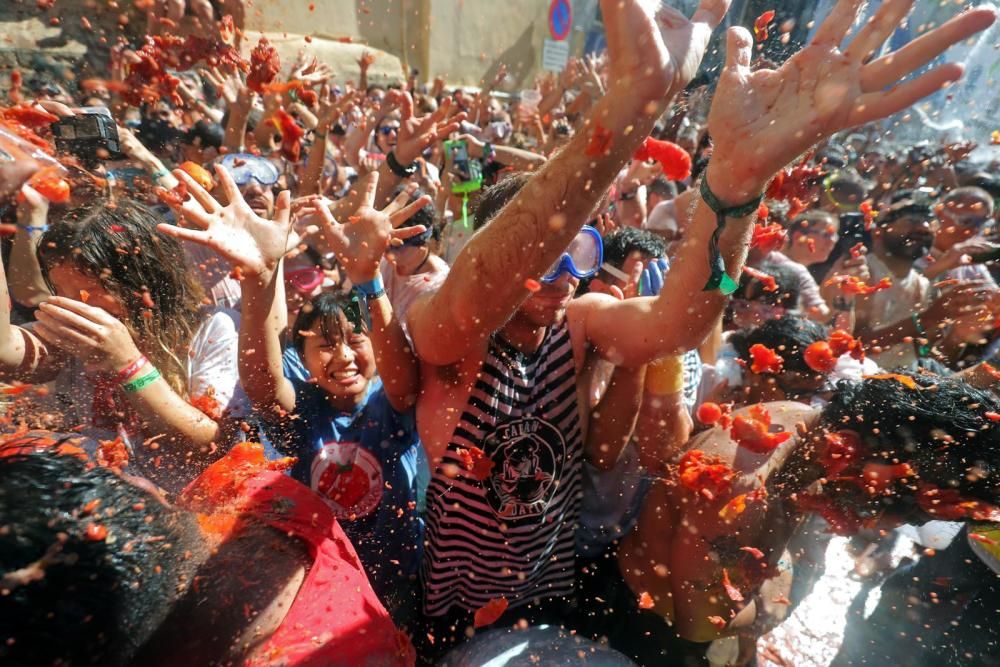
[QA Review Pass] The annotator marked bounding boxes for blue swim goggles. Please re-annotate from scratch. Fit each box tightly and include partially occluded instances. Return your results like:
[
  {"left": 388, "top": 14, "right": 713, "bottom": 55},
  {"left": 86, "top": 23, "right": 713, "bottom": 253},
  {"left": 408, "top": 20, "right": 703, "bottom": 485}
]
[
  {"left": 215, "top": 153, "right": 281, "bottom": 187},
  {"left": 541, "top": 225, "right": 603, "bottom": 283}
]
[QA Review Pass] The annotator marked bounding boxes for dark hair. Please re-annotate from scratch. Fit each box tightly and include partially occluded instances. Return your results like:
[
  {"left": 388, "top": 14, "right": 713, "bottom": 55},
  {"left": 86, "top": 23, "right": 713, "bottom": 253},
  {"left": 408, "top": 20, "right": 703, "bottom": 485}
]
[
  {"left": 292, "top": 291, "right": 368, "bottom": 354},
  {"left": 602, "top": 227, "right": 667, "bottom": 268},
  {"left": 185, "top": 119, "right": 224, "bottom": 149},
  {"left": 648, "top": 176, "right": 677, "bottom": 200},
  {"left": 37, "top": 198, "right": 206, "bottom": 395},
  {"left": 393, "top": 185, "right": 437, "bottom": 232},
  {"left": 735, "top": 261, "right": 801, "bottom": 309},
  {"left": 730, "top": 315, "right": 829, "bottom": 375},
  {"left": 820, "top": 373, "right": 1000, "bottom": 512},
  {"left": 472, "top": 171, "right": 532, "bottom": 231},
  {"left": 0, "top": 450, "right": 200, "bottom": 666}
]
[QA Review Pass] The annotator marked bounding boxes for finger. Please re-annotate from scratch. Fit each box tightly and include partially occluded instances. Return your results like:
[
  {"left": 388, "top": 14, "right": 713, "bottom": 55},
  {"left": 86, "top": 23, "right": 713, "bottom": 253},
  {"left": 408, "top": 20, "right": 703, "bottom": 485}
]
[
  {"left": 851, "top": 63, "right": 964, "bottom": 126},
  {"left": 388, "top": 195, "right": 432, "bottom": 227},
  {"left": 32, "top": 319, "right": 95, "bottom": 351},
  {"left": 274, "top": 190, "right": 292, "bottom": 226},
  {"left": 860, "top": 6, "right": 996, "bottom": 92},
  {"left": 691, "top": 0, "right": 731, "bottom": 28},
  {"left": 844, "top": 0, "right": 913, "bottom": 62},
  {"left": 42, "top": 296, "right": 116, "bottom": 324},
  {"left": 723, "top": 26, "right": 753, "bottom": 72},
  {"left": 212, "top": 164, "right": 248, "bottom": 211},
  {"left": 36, "top": 304, "right": 103, "bottom": 337},
  {"left": 390, "top": 225, "right": 428, "bottom": 241},
  {"left": 811, "top": 0, "right": 866, "bottom": 47},
  {"left": 359, "top": 171, "right": 379, "bottom": 209},
  {"left": 172, "top": 168, "right": 219, "bottom": 213},
  {"left": 156, "top": 221, "right": 213, "bottom": 245},
  {"left": 384, "top": 183, "right": 418, "bottom": 217}
]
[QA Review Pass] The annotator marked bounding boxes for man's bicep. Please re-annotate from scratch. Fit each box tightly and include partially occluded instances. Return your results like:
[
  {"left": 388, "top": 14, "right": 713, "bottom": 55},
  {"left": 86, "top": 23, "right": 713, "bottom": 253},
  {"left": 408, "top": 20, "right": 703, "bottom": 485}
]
[
  {"left": 576, "top": 294, "right": 671, "bottom": 368},
  {"left": 407, "top": 287, "right": 479, "bottom": 367}
]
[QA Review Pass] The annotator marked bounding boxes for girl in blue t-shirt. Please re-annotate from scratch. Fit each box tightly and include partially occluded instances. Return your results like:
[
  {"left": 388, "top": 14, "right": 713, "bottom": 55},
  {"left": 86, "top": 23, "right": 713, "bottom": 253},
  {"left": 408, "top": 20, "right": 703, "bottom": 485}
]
[{"left": 164, "top": 164, "right": 432, "bottom": 626}]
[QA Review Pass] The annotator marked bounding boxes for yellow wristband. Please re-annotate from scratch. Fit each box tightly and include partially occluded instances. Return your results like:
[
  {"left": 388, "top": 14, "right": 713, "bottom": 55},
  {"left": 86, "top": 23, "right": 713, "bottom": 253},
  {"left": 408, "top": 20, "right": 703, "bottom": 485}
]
[{"left": 645, "top": 355, "right": 685, "bottom": 395}]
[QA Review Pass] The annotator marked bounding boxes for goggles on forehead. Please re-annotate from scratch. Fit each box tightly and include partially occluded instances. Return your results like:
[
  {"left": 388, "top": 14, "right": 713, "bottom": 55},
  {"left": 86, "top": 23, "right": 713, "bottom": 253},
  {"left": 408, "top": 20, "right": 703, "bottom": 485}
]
[
  {"left": 540, "top": 226, "right": 603, "bottom": 284},
  {"left": 216, "top": 153, "right": 281, "bottom": 187},
  {"left": 284, "top": 267, "right": 325, "bottom": 293}
]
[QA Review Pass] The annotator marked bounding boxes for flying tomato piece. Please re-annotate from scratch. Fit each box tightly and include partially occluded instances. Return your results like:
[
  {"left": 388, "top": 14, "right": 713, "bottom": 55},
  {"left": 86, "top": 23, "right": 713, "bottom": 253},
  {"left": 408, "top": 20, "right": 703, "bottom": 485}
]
[
  {"left": 633, "top": 137, "right": 691, "bottom": 181},
  {"left": 748, "top": 343, "right": 784, "bottom": 375},
  {"left": 473, "top": 597, "right": 508, "bottom": 628},
  {"left": 678, "top": 449, "right": 736, "bottom": 501},
  {"left": 753, "top": 10, "right": 776, "bottom": 41},
  {"left": 730, "top": 404, "right": 791, "bottom": 454},
  {"left": 804, "top": 341, "right": 838, "bottom": 373},
  {"left": 696, "top": 401, "right": 724, "bottom": 425},
  {"left": 721, "top": 568, "right": 744, "bottom": 602}
]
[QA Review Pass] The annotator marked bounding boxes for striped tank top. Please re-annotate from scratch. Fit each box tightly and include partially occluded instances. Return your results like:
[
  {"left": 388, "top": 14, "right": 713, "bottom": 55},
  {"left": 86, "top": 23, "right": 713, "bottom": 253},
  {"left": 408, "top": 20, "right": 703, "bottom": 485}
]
[{"left": 422, "top": 323, "right": 583, "bottom": 617}]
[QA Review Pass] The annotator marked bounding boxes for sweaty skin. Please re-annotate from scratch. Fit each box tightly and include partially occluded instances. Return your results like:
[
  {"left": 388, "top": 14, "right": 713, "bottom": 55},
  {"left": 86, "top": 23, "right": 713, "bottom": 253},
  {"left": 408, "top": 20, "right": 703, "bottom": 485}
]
[{"left": 619, "top": 401, "right": 820, "bottom": 642}]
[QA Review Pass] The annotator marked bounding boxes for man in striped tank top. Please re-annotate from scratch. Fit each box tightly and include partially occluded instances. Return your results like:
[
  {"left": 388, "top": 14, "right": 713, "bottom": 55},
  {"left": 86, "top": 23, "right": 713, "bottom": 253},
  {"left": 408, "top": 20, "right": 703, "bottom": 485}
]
[{"left": 401, "top": 0, "right": 742, "bottom": 655}]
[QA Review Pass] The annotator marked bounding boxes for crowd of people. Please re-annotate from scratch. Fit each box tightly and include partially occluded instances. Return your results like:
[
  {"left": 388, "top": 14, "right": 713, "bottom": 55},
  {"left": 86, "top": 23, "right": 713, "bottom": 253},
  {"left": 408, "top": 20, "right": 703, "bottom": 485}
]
[{"left": 0, "top": 0, "right": 998, "bottom": 665}]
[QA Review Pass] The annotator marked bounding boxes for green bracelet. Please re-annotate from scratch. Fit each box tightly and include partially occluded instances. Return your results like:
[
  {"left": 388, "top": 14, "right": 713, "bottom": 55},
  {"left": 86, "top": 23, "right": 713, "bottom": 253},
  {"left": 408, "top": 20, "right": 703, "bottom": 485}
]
[
  {"left": 123, "top": 367, "right": 162, "bottom": 393},
  {"left": 911, "top": 313, "right": 931, "bottom": 358}
]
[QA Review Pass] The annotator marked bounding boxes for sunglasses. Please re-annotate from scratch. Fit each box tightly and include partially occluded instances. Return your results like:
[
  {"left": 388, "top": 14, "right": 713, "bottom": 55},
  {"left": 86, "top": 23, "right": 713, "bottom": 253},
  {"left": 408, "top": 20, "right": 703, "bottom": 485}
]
[
  {"left": 284, "top": 267, "right": 325, "bottom": 293},
  {"left": 540, "top": 226, "right": 603, "bottom": 283},
  {"left": 378, "top": 125, "right": 400, "bottom": 136}
]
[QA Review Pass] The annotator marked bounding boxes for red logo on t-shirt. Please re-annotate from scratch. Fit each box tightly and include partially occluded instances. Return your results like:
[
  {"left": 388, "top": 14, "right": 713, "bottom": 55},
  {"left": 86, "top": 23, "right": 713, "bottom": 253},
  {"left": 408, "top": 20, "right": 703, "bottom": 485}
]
[{"left": 310, "top": 441, "right": 383, "bottom": 520}]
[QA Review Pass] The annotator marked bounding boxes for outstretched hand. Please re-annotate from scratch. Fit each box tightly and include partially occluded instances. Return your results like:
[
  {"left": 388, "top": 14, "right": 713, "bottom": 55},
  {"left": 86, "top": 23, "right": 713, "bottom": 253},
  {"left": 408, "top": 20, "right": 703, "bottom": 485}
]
[
  {"left": 157, "top": 165, "right": 298, "bottom": 277},
  {"left": 390, "top": 91, "right": 467, "bottom": 164},
  {"left": 708, "top": 0, "right": 996, "bottom": 201},
  {"left": 302, "top": 172, "right": 431, "bottom": 284},
  {"left": 600, "top": 0, "right": 729, "bottom": 104}
]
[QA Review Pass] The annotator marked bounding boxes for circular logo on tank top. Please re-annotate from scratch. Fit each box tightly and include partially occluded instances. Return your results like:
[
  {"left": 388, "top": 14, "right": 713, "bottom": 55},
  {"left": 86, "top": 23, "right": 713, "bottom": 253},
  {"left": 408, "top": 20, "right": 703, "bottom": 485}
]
[
  {"left": 310, "top": 441, "right": 383, "bottom": 520},
  {"left": 483, "top": 416, "right": 565, "bottom": 520}
]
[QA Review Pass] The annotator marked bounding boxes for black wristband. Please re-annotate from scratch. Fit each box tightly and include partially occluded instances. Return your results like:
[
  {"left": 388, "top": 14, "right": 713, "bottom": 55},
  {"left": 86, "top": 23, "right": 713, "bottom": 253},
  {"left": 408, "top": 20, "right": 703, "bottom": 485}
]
[
  {"left": 386, "top": 151, "right": 417, "bottom": 178},
  {"left": 699, "top": 176, "right": 763, "bottom": 295}
]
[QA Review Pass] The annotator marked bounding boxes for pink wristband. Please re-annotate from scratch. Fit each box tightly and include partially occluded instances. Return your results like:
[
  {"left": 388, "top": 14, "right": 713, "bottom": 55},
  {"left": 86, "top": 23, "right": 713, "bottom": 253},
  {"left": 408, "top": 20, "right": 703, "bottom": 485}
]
[{"left": 115, "top": 355, "right": 149, "bottom": 384}]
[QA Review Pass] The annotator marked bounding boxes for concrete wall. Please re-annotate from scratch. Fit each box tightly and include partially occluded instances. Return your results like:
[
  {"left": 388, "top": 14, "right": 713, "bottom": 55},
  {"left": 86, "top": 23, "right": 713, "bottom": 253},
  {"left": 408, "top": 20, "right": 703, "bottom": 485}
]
[{"left": 245, "top": 0, "right": 581, "bottom": 89}]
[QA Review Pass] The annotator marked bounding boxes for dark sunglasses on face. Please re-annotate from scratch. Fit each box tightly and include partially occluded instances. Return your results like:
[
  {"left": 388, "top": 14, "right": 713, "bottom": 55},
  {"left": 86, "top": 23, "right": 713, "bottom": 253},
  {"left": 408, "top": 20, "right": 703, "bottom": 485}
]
[{"left": 378, "top": 125, "right": 400, "bottom": 136}]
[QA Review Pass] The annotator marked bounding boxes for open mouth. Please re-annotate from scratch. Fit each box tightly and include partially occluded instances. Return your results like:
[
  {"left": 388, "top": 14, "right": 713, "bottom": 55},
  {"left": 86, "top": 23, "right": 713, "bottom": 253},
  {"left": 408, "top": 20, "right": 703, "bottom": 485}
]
[{"left": 330, "top": 368, "right": 361, "bottom": 386}]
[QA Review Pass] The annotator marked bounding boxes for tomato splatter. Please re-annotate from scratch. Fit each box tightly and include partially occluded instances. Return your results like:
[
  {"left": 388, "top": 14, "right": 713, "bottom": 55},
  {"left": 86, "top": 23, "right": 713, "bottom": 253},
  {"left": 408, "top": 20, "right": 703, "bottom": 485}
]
[
  {"left": 473, "top": 597, "right": 508, "bottom": 628},
  {"left": 730, "top": 404, "right": 791, "bottom": 454},
  {"left": 179, "top": 161, "right": 214, "bottom": 190},
  {"left": 859, "top": 200, "right": 875, "bottom": 230},
  {"left": 740, "top": 546, "right": 765, "bottom": 559},
  {"left": 85, "top": 523, "right": 108, "bottom": 541},
  {"left": 155, "top": 181, "right": 189, "bottom": 208},
  {"left": 79, "top": 290, "right": 90, "bottom": 303},
  {"left": 96, "top": 437, "right": 129, "bottom": 470},
  {"left": 524, "top": 278, "right": 541, "bottom": 292},
  {"left": 849, "top": 242, "right": 867, "bottom": 259},
  {"left": 863, "top": 373, "right": 918, "bottom": 390},
  {"left": 742, "top": 265, "right": 778, "bottom": 292},
  {"left": 749, "top": 343, "right": 784, "bottom": 375},
  {"left": 721, "top": 568, "right": 744, "bottom": 602},
  {"left": 268, "top": 109, "right": 306, "bottom": 162},
  {"left": 796, "top": 494, "right": 863, "bottom": 535},
  {"left": 985, "top": 412, "right": 1000, "bottom": 422},
  {"left": 970, "top": 532, "right": 998, "bottom": 546},
  {"left": 804, "top": 341, "right": 837, "bottom": 373},
  {"left": 824, "top": 274, "right": 892, "bottom": 296},
  {"left": 696, "top": 401, "right": 723, "bottom": 425},
  {"left": 860, "top": 462, "right": 915, "bottom": 495},
  {"left": 25, "top": 166, "right": 71, "bottom": 203},
  {"left": 820, "top": 430, "right": 864, "bottom": 478},
  {"left": 916, "top": 485, "right": 1000, "bottom": 522},
  {"left": 678, "top": 449, "right": 736, "bottom": 501},
  {"left": 633, "top": 137, "right": 691, "bottom": 181},
  {"left": 585, "top": 123, "right": 613, "bottom": 157},
  {"left": 828, "top": 329, "right": 865, "bottom": 361},
  {"left": 719, "top": 493, "right": 748, "bottom": 521},
  {"left": 638, "top": 591, "right": 655, "bottom": 609},
  {"left": 753, "top": 10, "right": 776, "bottom": 41},
  {"left": 751, "top": 222, "right": 787, "bottom": 254},
  {"left": 456, "top": 445, "right": 494, "bottom": 481}
]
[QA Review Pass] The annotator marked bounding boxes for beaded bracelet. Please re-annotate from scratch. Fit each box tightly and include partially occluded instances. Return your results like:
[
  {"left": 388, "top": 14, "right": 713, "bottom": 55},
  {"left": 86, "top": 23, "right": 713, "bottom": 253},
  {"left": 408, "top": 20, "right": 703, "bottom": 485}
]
[{"left": 123, "top": 367, "right": 161, "bottom": 393}]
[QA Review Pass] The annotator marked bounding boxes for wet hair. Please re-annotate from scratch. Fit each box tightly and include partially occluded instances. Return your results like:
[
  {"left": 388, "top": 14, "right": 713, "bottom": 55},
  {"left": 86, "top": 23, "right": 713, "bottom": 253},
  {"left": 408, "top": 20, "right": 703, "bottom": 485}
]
[
  {"left": 648, "top": 176, "right": 677, "bottom": 200},
  {"left": 730, "top": 315, "right": 829, "bottom": 376},
  {"left": 734, "top": 261, "right": 801, "bottom": 309},
  {"left": 602, "top": 227, "right": 667, "bottom": 268},
  {"left": 0, "top": 450, "right": 200, "bottom": 666},
  {"left": 472, "top": 171, "right": 532, "bottom": 231},
  {"left": 820, "top": 373, "right": 1000, "bottom": 511},
  {"left": 185, "top": 119, "right": 224, "bottom": 150},
  {"left": 37, "top": 198, "right": 206, "bottom": 396},
  {"left": 292, "top": 291, "right": 368, "bottom": 355},
  {"left": 878, "top": 195, "right": 935, "bottom": 227}
]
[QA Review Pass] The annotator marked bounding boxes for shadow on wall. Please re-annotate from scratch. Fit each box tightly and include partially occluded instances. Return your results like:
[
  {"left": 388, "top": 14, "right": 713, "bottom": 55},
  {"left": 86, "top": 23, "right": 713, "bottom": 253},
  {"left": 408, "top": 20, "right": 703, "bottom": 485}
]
[{"left": 482, "top": 24, "right": 536, "bottom": 92}]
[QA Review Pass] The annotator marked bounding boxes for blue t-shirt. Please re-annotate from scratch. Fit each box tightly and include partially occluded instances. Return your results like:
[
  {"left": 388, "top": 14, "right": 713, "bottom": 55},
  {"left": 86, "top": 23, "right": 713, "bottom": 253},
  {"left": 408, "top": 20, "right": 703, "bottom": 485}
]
[{"left": 268, "top": 348, "right": 427, "bottom": 612}]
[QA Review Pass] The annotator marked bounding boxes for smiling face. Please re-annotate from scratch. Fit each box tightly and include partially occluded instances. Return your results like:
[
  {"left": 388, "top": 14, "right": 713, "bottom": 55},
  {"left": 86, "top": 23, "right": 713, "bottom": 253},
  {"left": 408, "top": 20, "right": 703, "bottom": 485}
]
[{"left": 300, "top": 314, "right": 375, "bottom": 406}]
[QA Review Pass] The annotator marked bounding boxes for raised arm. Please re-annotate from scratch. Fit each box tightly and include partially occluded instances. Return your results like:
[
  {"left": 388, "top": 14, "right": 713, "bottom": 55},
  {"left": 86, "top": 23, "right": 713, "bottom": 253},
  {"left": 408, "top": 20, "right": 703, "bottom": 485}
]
[
  {"left": 578, "top": 0, "right": 998, "bottom": 367},
  {"left": 408, "top": 0, "right": 729, "bottom": 366},
  {"left": 304, "top": 173, "right": 431, "bottom": 411},
  {"left": 158, "top": 165, "right": 300, "bottom": 417}
]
